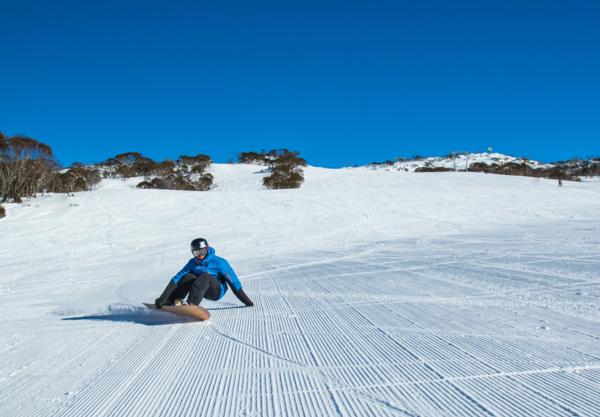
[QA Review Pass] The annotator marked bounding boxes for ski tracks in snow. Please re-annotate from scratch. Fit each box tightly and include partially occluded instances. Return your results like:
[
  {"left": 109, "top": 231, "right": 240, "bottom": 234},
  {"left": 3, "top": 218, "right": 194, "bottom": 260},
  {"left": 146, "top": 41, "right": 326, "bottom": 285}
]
[{"left": 2, "top": 222, "right": 600, "bottom": 416}]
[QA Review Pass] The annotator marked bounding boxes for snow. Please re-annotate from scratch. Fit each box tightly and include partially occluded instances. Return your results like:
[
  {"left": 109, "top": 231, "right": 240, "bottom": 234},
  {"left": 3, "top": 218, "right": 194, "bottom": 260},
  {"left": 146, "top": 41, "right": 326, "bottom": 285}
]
[
  {"left": 1, "top": 164, "right": 600, "bottom": 416},
  {"left": 367, "top": 152, "right": 553, "bottom": 172}
]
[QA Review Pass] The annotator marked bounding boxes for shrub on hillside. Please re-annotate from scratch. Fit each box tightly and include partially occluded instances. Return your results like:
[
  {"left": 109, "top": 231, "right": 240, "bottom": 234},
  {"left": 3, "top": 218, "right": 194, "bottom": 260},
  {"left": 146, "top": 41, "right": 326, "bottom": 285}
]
[
  {"left": 192, "top": 173, "right": 214, "bottom": 190},
  {"left": 468, "top": 162, "right": 495, "bottom": 173},
  {"left": 48, "top": 172, "right": 80, "bottom": 193},
  {"left": 153, "top": 160, "right": 176, "bottom": 176},
  {"left": 137, "top": 174, "right": 195, "bottom": 191},
  {"left": 369, "top": 160, "right": 396, "bottom": 166},
  {"left": 131, "top": 160, "right": 158, "bottom": 176},
  {"left": 238, "top": 151, "right": 264, "bottom": 164},
  {"left": 98, "top": 151, "right": 213, "bottom": 186},
  {"left": 496, "top": 162, "right": 537, "bottom": 177},
  {"left": 415, "top": 166, "right": 453, "bottom": 173},
  {"left": 466, "top": 161, "right": 582, "bottom": 181},
  {"left": 137, "top": 172, "right": 213, "bottom": 191},
  {"left": 239, "top": 151, "right": 269, "bottom": 165},
  {"left": 46, "top": 167, "right": 102, "bottom": 193},
  {"left": 263, "top": 166, "right": 304, "bottom": 189},
  {"left": 99, "top": 157, "right": 119, "bottom": 167},
  {"left": 135, "top": 152, "right": 213, "bottom": 191},
  {"left": 263, "top": 149, "right": 306, "bottom": 189},
  {"left": 178, "top": 154, "right": 212, "bottom": 171},
  {"left": 114, "top": 152, "right": 153, "bottom": 166},
  {"left": 114, "top": 164, "right": 134, "bottom": 178},
  {"left": 0, "top": 204, "right": 5, "bottom": 218},
  {"left": 97, "top": 152, "right": 159, "bottom": 178},
  {"left": 50, "top": 171, "right": 87, "bottom": 193},
  {"left": 580, "top": 163, "right": 600, "bottom": 177},
  {"left": 238, "top": 150, "right": 283, "bottom": 165},
  {"left": 273, "top": 150, "right": 307, "bottom": 168},
  {"left": 70, "top": 167, "right": 102, "bottom": 189}
]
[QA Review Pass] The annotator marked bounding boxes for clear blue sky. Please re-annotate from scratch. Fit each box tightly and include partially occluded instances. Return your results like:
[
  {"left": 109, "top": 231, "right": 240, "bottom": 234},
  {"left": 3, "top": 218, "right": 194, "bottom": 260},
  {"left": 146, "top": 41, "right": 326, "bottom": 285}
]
[{"left": 1, "top": 0, "right": 598, "bottom": 167}]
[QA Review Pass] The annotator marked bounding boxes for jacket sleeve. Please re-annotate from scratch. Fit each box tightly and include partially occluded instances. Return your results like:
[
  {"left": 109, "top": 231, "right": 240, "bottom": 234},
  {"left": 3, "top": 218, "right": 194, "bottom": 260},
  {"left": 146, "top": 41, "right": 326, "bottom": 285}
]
[
  {"left": 171, "top": 259, "right": 193, "bottom": 284},
  {"left": 219, "top": 258, "right": 242, "bottom": 291}
]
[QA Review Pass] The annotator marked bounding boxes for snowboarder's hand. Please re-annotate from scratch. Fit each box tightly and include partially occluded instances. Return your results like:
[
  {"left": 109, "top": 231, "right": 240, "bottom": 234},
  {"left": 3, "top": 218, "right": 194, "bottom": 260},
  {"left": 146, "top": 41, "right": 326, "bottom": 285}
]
[
  {"left": 155, "top": 280, "right": 178, "bottom": 309},
  {"left": 233, "top": 288, "right": 254, "bottom": 307}
]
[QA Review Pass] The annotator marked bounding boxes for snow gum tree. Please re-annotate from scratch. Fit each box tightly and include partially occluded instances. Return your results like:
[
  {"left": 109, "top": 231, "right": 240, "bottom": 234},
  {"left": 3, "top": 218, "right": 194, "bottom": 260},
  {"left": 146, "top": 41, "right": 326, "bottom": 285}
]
[{"left": 0, "top": 132, "right": 57, "bottom": 203}]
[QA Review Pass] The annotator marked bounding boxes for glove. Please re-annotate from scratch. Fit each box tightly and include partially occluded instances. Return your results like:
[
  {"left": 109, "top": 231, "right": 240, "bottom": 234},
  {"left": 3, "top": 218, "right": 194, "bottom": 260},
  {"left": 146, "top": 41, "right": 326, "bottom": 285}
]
[
  {"left": 155, "top": 280, "right": 178, "bottom": 309},
  {"left": 233, "top": 288, "right": 254, "bottom": 307}
]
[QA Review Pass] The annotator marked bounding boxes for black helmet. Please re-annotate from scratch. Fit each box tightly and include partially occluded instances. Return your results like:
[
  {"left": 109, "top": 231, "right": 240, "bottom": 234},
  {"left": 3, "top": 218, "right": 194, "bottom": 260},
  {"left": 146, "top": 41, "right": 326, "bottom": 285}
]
[{"left": 191, "top": 238, "right": 209, "bottom": 258}]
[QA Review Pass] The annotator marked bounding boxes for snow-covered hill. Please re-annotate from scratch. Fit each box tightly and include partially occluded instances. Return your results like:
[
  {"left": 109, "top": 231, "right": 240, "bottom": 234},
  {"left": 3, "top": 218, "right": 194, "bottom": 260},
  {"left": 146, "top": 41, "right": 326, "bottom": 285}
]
[
  {"left": 368, "top": 152, "right": 553, "bottom": 172},
  {"left": 364, "top": 152, "right": 600, "bottom": 181},
  {"left": 1, "top": 165, "right": 600, "bottom": 416}
]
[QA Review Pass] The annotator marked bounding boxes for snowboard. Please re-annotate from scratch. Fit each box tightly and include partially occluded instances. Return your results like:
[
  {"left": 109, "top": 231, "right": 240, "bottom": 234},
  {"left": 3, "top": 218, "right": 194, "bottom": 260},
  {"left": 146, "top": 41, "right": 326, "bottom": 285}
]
[{"left": 143, "top": 302, "right": 210, "bottom": 321}]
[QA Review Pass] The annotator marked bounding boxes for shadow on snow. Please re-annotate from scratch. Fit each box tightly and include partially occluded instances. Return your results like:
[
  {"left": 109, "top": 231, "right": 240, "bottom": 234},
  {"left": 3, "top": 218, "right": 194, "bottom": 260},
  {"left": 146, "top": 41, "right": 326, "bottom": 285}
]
[{"left": 61, "top": 305, "right": 246, "bottom": 326}]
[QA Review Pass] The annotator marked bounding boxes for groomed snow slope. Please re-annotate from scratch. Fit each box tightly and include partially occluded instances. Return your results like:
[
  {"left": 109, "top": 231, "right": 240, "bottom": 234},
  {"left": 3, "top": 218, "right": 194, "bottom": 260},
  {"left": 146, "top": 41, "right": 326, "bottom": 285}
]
[{"left": 1, "top": 164, "right": 600, "bottom": 417}]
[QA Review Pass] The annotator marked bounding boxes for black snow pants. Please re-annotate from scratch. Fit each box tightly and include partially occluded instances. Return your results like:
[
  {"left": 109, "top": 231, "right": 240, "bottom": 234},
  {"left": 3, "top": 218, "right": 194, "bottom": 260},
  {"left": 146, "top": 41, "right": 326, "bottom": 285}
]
[{"left": 168, "top": 273, "right": 222, "bottom": 305}]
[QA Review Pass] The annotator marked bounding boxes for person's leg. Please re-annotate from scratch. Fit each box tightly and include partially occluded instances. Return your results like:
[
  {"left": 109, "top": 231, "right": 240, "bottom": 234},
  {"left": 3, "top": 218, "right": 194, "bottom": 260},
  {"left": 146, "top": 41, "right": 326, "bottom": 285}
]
[
  {"left": 204, "top": 274, "right": 224, "bottom": 301},
  {"left": 187, "top": 273, "right": 223, "bottom": 304},
  {"left": 167, "top": 273, "right": 195, "bottom": 304}
]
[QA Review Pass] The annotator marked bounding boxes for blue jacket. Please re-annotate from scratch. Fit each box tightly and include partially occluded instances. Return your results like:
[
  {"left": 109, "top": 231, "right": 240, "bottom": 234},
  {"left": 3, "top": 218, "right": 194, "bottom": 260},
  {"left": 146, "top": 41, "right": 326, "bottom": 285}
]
[{"left": 171, "top": 247, "right": 242, "bottom": 300}]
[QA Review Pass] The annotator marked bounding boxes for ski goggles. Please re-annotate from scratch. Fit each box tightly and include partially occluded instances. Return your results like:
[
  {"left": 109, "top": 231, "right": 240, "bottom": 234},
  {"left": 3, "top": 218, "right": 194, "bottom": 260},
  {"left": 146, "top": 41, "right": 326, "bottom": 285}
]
[{"left": 192, "top": 248, "right": 208, "bottom": 257}]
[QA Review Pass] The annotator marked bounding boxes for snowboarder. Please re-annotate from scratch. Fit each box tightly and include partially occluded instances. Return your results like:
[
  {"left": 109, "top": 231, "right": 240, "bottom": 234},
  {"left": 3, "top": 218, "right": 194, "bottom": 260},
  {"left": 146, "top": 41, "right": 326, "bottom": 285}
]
[{"left": 154, "top": 238, "right": 254, "bottom": 309}]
